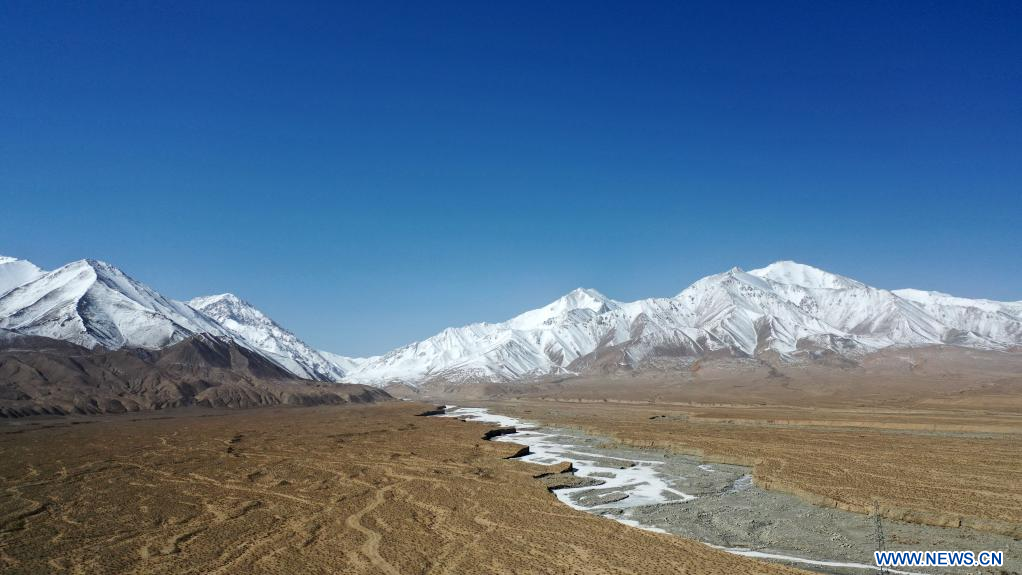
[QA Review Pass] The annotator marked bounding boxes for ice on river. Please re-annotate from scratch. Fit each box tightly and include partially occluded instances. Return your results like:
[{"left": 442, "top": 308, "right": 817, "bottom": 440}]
[
  {"left": 440, "top": 406, "right": 695, "bottom": 512},
  {"left": 437, "top": 406, "right": 942, "bottom": 575}
]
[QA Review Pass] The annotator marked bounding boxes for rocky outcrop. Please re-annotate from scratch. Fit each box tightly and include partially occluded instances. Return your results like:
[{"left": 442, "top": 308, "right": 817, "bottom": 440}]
[
  {"left": 537, "top": 472, "right": 605, "bottom": 491},
  {"left": 415, "top": 406, "right": 448, "bottom": 417},
  {"left": 504, "top": 445, "right": 531, "bottom": 459},
  {"left": 482, "top": 427, "right": 518, "bottom": 440}
]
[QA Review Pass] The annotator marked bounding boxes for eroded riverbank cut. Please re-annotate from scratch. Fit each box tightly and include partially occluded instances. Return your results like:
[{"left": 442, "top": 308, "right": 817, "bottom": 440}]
[{"left": 438, "top": 406, "right": 1020, "bottom": 575}]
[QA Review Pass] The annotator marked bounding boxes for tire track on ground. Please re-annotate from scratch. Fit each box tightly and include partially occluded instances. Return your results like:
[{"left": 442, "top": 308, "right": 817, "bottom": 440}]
[{"left": 345, "top": 483, "right": 402, "bottom": 575}]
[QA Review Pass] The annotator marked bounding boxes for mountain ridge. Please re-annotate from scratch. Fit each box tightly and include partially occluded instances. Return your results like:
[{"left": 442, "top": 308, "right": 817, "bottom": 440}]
[
  {"left": 0, "top": 258, "right": 234, "bottom": 350},
  {"left": 1, "top": 255, "right": 1018, "bottom": 388},
  {"left": 188, "top": 293, "right": 350, "bottom": 382},
  {"left": 341, "top": 261, "right": 1022, "bottom": 386}
]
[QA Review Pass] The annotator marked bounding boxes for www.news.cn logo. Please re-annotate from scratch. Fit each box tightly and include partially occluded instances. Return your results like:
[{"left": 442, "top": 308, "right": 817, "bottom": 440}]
[{"left": 875, "top": 550, "right": 1003, "bottom": 568}]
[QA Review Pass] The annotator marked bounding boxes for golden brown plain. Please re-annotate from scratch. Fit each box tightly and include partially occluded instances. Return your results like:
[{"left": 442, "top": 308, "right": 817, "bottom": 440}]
[{"left": 0, "top": 403, "right": 807, "bottom": 575}]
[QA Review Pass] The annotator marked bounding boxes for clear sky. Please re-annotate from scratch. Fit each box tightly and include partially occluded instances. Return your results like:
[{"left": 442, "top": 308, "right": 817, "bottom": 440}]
[{"left": 2, "top": 2, "right": 1020, "bottom": 356}]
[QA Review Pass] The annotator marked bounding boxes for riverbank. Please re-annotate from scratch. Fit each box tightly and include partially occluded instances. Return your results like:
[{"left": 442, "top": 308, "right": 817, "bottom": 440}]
[
  {"left": 476, "top": 399, "right": 1022, "bottom": 539},
  {"left": 438, "top": 406, "right": 1021, "bottom": 575}
]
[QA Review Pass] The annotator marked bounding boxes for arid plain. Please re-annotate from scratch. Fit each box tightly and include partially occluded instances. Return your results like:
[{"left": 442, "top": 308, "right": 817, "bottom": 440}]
[{"left": 0, "top": 402, "right": 809, "bottom": 575}]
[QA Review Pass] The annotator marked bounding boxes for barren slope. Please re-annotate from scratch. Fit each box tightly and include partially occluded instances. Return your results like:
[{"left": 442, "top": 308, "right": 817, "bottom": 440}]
[{"left": 0, "top": 333, "right": 389, "bottom": 417}]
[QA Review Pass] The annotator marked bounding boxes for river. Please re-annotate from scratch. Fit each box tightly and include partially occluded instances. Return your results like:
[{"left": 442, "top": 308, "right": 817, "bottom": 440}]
[{"left": 437, "top": 406, "right": 1020, "bottom": 575}]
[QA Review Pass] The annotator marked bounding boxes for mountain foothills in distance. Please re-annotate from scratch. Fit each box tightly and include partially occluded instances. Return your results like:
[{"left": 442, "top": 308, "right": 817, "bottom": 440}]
[
  {"left": 0, "top": 330, "right": 389, "bottom": 417},
  {"left": 0, "top": 255, "right": 1020, "bottom": 391}
]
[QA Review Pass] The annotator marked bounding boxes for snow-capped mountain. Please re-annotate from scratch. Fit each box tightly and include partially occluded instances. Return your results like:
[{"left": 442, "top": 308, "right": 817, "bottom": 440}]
[
  {"left": 188, "top": 293, "right": 350, "bottom": 382},
  {"left": 0, "top": 255, "right": 360, "bottom": 383},
  {"left": 745, "top": 263, "right": 949, "bottom": 348},
  {"left": 891, "top": 288, "right": 1022, "bottom": 345},
  {"left": 2, "top": 254, "right": 1018, "bottom": 388},
  {"left": 342, "top": 261, "right": 1022, "bottom": 386},
  {"left": 0, "top": 258, "right": 233, "bottom": 350},
  {"left": 317, "top": 350, "right": 369, "bottom": 375},
  {"left": 0, "top": 257, "right": 44, "bottom": 297},
  {"left": 344, "top": 288, "right": 621, "bottom": 384}
]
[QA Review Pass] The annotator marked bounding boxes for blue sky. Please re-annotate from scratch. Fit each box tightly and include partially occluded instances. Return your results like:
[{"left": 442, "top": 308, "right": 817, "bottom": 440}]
[{"left": 1, "top": 1, "right": 1019, "bottom": 355}]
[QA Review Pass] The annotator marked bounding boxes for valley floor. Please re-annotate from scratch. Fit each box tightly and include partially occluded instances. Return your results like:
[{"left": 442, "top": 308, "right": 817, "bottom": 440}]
[
  {"left": 0, "top": 403, "right": 806, "bottom": 575},
  {"left": 479, "top": 399, "right": 1022, "bottom": 539},
  {"left": 437, "top": 405, "right": 1021, "bottom": 574}
]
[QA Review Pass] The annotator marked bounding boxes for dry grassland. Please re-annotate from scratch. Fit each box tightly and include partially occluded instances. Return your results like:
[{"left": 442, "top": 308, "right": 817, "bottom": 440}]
[{"left": 0, "top": 403, "right": 807, "bottom": 575}]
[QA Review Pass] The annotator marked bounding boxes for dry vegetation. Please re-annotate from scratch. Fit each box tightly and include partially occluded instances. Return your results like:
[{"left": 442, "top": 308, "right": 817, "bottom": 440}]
[
  {"left": 0, "top": 403, "right": 807, "bottom": 575},
  {"left": 486, "top": 399, "right": 1022, "bottom": 539}
]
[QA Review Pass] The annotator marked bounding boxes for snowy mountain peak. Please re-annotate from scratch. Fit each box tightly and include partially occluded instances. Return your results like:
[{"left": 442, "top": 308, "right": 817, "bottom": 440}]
[
  {"left": 188, "top": 293, "right": 349, "bottom": 382},
  {"left": 60, "top": 258, "right": 129, "bottom": 284},
  {"left": 679, "top": 266, "right": 771, "bottom": 297},
  {"left": 0, "top": 256, "right": 44, "bottom": 297},
  {"left": 0, "top": 258, "right": 230, "bottom": 350},
  {"left": 188, "top": 293, "right": 266, "bottom": 322},
  {"left": 0, "top": 255, "right": 353, "bottom": 382},
  {"left": 70, "top": 258, "right": 114, "bottom": 274},
  {"left": 346, "top": 262, "right": 1021, "bottom": 387},
  {"left": 560, "top": 287, "right": 615, "bottom": 310},
  {"left": 749, "top": 261, "right": 864, "bottom": 290},
  {"left": 189, "top": 292, "right": 247, "bottom": 309},
  {"left": 508, "top": 287, "right": 617, "bottom": 329}
]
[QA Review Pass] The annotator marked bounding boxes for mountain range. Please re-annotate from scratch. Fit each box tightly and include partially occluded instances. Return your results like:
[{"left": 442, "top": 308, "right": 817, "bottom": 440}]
[{"left": 1, "top": 255, "right": 1019, "bottom": 388}]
